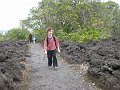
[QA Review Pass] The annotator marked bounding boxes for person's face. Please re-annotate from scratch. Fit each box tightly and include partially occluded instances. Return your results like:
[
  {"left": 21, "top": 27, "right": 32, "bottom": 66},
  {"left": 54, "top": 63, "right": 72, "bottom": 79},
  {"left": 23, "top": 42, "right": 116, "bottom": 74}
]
[{"left": 48, "top": 30, "right": 53, "bottom": 36}]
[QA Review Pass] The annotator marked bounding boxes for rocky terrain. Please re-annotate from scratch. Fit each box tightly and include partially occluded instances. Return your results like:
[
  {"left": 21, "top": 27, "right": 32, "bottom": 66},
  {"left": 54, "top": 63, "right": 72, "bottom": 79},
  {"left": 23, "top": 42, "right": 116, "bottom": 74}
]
[
  {"left": 60, "top": 34, "right": 120, "bottom": 90},
  {"left": 0, "top": 40, "right": 28, "bottom": 90},
  {"left": 0, "top": 34, "right": 120, "bottom": 90}
]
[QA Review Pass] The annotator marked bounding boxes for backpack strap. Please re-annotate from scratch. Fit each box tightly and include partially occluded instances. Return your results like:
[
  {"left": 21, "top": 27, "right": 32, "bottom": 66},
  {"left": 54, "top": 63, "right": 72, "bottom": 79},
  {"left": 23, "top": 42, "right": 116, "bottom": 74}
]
[
  {"left": 53, "top": 36, "right": 57, "bottom": 48},
  {"left": 46, "top": 36, "right": 48, "bottom": 47}
]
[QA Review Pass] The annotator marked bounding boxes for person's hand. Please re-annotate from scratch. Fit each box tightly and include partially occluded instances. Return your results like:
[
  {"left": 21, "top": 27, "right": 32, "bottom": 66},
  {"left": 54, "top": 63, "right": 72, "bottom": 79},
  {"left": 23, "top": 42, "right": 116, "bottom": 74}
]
[
  {"left": 44, "top": 50, "right": 47, "bottom": 55},
  {"left": 57, "top": 48, "right": 60, "bottom": 53}
]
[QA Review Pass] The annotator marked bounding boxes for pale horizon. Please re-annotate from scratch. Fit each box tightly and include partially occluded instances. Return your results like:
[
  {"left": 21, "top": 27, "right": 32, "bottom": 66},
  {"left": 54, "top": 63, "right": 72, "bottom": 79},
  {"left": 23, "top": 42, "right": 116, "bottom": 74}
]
[{"left": 0, "top": 0, "right": 41, "bottom": 32}]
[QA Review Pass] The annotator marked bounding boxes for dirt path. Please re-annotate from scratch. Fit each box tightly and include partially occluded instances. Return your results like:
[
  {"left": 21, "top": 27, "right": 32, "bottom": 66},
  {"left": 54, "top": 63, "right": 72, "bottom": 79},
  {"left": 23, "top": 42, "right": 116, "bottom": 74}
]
[{"left": 28, "top": 43, "right": 101, "bottom": 90}]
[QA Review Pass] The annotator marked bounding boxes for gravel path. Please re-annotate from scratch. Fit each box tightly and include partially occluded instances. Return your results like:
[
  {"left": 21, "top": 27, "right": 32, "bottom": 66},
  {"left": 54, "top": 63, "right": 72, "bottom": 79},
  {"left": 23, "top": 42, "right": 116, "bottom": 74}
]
[{"left": 28, "top": 43, "right": 101, "bottom": 90}]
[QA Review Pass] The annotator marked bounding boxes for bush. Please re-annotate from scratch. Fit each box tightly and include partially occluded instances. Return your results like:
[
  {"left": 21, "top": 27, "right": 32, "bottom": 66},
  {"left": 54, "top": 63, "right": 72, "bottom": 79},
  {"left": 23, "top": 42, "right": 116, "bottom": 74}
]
[
  {"left": 56, "top": 28, "right": 110, "bottom": 44},
  {"left": 6, "top": 28, "right": 29, "bottom": 40}
]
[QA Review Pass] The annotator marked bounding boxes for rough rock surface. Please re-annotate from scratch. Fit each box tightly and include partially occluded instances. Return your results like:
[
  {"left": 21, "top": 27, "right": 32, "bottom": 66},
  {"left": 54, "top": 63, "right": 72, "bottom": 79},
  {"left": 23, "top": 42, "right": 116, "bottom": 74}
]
[
  {"left": 60, "top": 34, "right": 120, "bottom": 90},
  {"left": 0, "top": 40, "right": 28, "bottom": 90}
]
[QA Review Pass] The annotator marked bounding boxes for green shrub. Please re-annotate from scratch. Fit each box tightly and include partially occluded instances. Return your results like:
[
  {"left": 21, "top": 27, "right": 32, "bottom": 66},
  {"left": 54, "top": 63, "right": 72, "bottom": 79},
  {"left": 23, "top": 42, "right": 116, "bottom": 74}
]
[
  {"left": 56, "top": 28, "right": 110, "bottom": 44},
  {"left": 6, "top": 28, "right": 29, "bottom": 40}
]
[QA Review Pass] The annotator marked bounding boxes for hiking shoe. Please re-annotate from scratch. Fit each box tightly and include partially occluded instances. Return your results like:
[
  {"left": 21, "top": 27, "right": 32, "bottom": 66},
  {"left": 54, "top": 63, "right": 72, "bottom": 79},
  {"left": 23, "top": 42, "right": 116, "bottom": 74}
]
[{"left": 54, "top": 66, "right": 58, "bottom": 69}]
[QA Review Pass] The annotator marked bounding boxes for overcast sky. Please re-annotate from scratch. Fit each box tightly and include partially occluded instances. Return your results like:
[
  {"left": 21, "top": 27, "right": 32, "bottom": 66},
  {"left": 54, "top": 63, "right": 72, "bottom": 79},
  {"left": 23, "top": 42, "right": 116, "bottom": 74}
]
[
  {"left": 0, "top": 0, "right": 120, "bottom": 32},
  {"left": 0, "top": 0, "right": 41, "bottom": 32},
  {"left": 102, "top": 0, "right": 120, "bottom": 4}
]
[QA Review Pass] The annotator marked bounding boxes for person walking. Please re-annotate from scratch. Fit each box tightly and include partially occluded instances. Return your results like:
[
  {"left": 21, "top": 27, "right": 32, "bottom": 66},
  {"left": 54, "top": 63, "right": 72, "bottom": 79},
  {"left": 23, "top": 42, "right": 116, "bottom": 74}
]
[
  {"left": 32, "top": 34, "right": 37, "bottom": 44},
  {"left": 28, "top": 33, "right": 32, "bottom": 43},
  {"left": 44, "top": 27, "right": 60, "bottom": 69}
]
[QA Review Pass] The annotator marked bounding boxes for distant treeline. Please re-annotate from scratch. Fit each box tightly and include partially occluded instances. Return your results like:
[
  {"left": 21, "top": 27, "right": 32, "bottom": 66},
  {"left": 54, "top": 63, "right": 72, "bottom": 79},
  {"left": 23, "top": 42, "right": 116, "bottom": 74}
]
[{"left": 1, "top": 0, "right": 120, "bottom": 43}]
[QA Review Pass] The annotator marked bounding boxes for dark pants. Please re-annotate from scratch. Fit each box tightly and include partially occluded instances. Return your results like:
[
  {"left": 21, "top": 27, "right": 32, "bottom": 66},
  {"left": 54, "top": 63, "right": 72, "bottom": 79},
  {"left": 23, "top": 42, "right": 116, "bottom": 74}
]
[
  {"left": 47, "top": 50, "right": 58, "bottom": 67},
  {"left": 29, "top": 38, "right": 32, "bottom": 43}
]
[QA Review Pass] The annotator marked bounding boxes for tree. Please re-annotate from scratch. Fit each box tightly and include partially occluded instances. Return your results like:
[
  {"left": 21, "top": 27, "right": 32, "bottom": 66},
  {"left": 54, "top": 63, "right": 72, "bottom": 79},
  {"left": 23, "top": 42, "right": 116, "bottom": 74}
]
[{"left": 19, "top": 0, "right": 120, "bottom": 42}]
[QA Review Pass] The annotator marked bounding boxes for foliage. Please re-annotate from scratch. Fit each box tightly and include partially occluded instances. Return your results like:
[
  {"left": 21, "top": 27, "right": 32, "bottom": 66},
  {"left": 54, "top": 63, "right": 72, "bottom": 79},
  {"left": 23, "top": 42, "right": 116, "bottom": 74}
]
[
  {"left": 19, "top": 0, "right": 120, "bottom": 43},
  {"left": 32, "top": 29, "right": 47, "bottom": 42},
  {"left": 0, "top": 33, "right": 4, "bottom": 41},
  {"left": 6, "top": 28, "right": 29, "bottom": 40},
  {"left": 56, "top": 27, "right": 111, "bottom": 43}
]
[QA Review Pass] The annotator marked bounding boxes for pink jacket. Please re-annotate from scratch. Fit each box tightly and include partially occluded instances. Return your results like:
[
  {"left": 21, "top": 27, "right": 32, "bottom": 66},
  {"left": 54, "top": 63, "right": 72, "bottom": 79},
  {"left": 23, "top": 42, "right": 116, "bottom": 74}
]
[{"left": 44, "top": 36, "right": 59, "bottom": 51}]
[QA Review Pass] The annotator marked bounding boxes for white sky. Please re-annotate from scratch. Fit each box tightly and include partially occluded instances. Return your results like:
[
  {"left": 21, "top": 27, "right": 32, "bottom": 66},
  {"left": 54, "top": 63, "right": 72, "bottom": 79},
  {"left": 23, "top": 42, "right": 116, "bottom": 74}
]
[
  {"left": 0, "top": 0, "right": 120, "bottom": 32},
  {"left": 102, "top": 0, "right": 120, "bottom": 4},
  {"left": 0, "top": 0, "right": 41, "bottom": 32}
]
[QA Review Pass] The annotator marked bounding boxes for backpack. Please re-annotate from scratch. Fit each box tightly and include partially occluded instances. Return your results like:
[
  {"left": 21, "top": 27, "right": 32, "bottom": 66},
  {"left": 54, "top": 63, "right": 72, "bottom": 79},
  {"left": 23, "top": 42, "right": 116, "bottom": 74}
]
[{"left": 46, "top": 36, "right": 57, "bottom": 48}]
